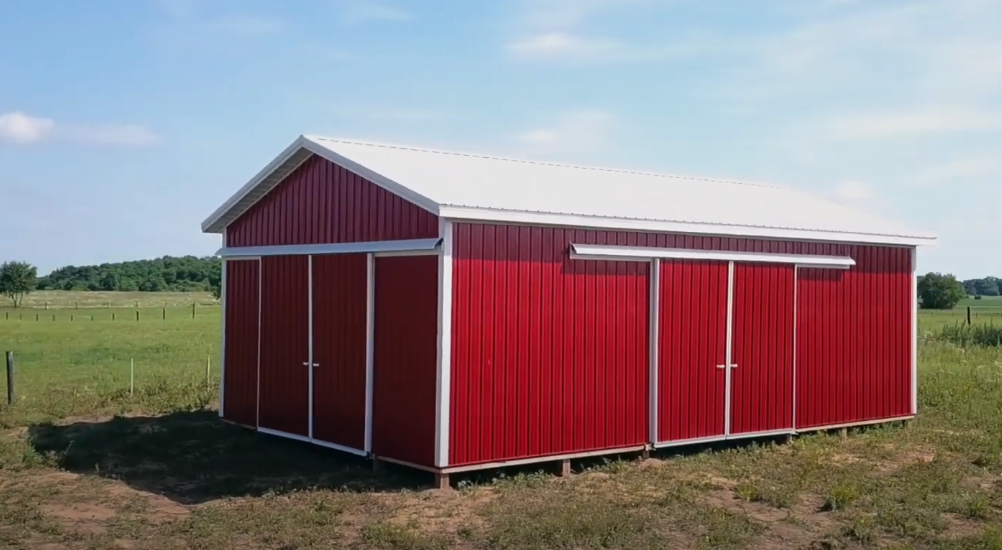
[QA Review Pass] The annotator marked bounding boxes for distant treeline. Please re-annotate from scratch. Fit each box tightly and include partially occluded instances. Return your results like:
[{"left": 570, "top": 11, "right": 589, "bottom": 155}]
[
  {"left": 37, "top": 256, "right": 221, "bottom": 293},
  {"left": 963, "top": 277, "right": 1002, "bottom": 297}
]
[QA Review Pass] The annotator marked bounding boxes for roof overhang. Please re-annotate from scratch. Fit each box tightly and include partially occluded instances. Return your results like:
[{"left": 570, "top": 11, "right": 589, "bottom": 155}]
[
  {"left": 439, "top": 206, "right": 936, "bottom": 248},
  {"left": 201, "top": 135, "right": 936, "bottom": 248},
  {"left": 200, "top": 135, "right": 440, "bottom": 234}
]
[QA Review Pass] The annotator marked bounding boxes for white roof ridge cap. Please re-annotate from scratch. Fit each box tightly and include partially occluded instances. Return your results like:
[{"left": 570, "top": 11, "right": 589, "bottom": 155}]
[{"left": 306, "top": 135, "right": 784, "bottom": 190}]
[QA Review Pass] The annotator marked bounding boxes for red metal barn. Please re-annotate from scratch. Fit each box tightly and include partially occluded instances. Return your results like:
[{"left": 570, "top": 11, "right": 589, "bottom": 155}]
[{"left": 202, "top": 135, "right": 935, "bottom": 485}]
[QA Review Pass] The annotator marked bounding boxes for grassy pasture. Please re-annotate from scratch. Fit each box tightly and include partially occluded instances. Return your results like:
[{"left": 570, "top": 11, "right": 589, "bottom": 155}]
[{"left": 0, "top": 292, "right": 1001, "bottom": 549}]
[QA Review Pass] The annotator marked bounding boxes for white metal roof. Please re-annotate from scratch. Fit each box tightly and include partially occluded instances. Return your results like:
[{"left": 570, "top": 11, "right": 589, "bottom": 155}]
[{"left": 201, "top": 135, "right": 935, "bottom": 246}]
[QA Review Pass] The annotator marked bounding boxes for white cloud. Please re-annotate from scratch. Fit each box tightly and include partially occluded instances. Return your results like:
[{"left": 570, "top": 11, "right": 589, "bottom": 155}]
[
  {"left": 515, "top": 110, "right": 618, "bottom": 155},
  {"left": 61, "top": 124, "right": 161, "bottom": 147},
  {"left": 922, "top": 156, "right": 1002, "bottom": 181},
  {"left": 833, "top": 180, "right": 874, "bottom": 202},
  {"left": 828, "top": 109, "right": 1002, "bottom": 140},
  {"left": 508, "top": 33, "right": 621, "bottom": 59},
  {"left": 0, "top": 111, "right": 159, "bottom": 147},
  {"left": 0, "top": 112, "right": 55, "bottom": 144}
]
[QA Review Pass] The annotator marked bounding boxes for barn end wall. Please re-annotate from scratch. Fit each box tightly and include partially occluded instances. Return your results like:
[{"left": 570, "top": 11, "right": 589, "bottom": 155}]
[
  {"left": 448, "top": 222, "right": 914, "bottom": 468},
  {"left": 226, "top": 155, "right": 439, "bottom": 247}
]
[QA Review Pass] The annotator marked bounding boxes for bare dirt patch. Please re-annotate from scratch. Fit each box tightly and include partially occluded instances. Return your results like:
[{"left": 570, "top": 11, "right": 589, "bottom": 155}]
[{"left": 40, "top": 502, "right": 115, "bottom": 534}]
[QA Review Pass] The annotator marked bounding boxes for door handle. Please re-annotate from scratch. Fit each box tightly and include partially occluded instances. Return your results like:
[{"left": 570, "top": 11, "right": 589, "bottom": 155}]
[
  {"left": 302, "top": 362, "right": 320, "bottom": 368},
  {"left": 716, "top": 364, "right": 738, "bottom": 369}
]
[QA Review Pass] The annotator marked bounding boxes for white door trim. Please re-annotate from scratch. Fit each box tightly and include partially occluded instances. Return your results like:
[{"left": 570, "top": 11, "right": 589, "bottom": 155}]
[
  {"left": 723, "top": 261, "right": 736, "bottom": 436},
  {"left": 364, "top": 253, "right": 375, "bottom": 453},
  {"left": 307, "top": 255, "right": 315, "bottom": 440},
  {"left": 648, "top": 258, "right": 660, "bottom": 444}
]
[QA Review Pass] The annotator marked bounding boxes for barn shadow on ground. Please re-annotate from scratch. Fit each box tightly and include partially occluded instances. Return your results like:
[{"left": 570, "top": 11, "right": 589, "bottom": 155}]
[{"left": 27, "top": 410, "right": 430, "bottom": 505}]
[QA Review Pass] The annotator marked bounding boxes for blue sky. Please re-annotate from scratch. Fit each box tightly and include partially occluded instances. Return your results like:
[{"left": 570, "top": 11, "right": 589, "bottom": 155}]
[{"left": 1, "top": 0, "right": 999, "bottom": 277}]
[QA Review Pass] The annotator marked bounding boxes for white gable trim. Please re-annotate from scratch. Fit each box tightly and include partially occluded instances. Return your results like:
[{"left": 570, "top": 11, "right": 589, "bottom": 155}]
[
  {"left": 570, "top": 244, "right": 856, "bottom": 269},
  {"left": 201, "top": 135, "right": 440, "bottom": 234},
  {"left": 440, "top": 206, "right": 935, "bottom": 248}
]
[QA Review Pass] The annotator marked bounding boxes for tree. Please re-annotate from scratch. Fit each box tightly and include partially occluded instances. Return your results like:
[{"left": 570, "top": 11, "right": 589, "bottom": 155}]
[
  {"left": 917, "top": 272, "right": 967, "bottom": 310},
  {"left": 0, "top": 261, "right": 38, "bottom": 308}
]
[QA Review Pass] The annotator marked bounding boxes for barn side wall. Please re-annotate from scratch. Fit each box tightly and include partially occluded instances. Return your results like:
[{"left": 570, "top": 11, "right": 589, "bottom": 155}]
[
  {"left": 222, "top": 259, "right": 260, "bottom": 428},
  {"left": 226, "top": 155, "right": 439, "bottom": 247},
  {"left": 448, "top": 222, "right": 914, "bottom": 468},
  {"left": 795, "top": 246, "right": 913, "bottom": 429}
]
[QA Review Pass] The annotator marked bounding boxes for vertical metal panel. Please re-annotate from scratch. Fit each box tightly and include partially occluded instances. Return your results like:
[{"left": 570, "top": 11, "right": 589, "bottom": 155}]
[
  {"left": 222, "top": 259, "right": 259, "bottom": 427},
  {"left": 796, "top": 245, "right": 912, "bottom": 429},
  {"left": 311, "top": 253, "right": 368, "bottom": 451},
  {"left": 227, "top": 155, "right": 439, "bottom": 247},
  {"left": 372, "top": 255, "right": 439, "bottom": 467},
  {"left": 449, "top": 224, "right": 649, "bottom": 467},
  {"left": 657, "top": 259, "right": 728, "bottom": 443},
  {"left": 730, "top": 263, "right": 795, "bottom": 435},
  {"left": 259, "top": 255, "right": 310, "bottom": 436}
]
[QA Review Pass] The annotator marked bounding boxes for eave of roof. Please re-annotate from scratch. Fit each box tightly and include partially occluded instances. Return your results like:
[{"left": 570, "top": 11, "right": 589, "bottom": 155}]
[{"left": 201, "top": 135, "right": 937, "bottom": 247}]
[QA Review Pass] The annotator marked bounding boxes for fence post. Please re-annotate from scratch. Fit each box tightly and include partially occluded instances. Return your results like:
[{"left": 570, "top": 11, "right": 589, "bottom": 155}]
[
  {"left": 206, "top": 355, "right": 211, "bottom": 389},
  {"left": 130, "top": 358, "right": 134, "bottom": 396},
  {"left": 163, "top": 307, "right": 166, "bottom": 321},
  {"left": 192, "top": 302, "right": 196, "bottom": 319},
  {"left": 51, "top": 314, "right": 55, "bottom": 321},
  {"left": 136, "top": 310, "right": 140, "bottom": 322},
  {"left": 35, "top": 313, "right": 38, "bottom": 321},
  {"left": 5, "top": 351, "right": 14, "bottom": 405},
  {"left": 968, "top": 306, "right": 972, "bottom": 325},
  {"left": 112, "top": 312, "right": 116, "bottom": 321}
]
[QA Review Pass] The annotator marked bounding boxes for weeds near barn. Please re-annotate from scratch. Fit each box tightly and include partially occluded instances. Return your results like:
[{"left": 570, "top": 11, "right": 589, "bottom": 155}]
[{"left": 1, "top": 302, "right": 1002, "bottom": 548}]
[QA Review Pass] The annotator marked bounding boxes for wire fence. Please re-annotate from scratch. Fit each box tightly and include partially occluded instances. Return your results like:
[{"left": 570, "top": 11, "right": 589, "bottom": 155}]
[
  {"left": 0, "top": 305, "right": 220, "bottom": 322},
  {"left": 2, "top": 350, "right": 221, "bottom": 409}
]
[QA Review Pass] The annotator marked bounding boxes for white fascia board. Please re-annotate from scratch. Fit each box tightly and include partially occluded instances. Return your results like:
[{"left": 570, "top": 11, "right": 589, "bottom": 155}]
[
  {"left": 201, "top": 135, "right": 443, "bottom": 235},
  {"left": 302, "top": 136, "right": 440, "bottom": 216},
  {"left": 202, "top": 136, "right": 312, "bottom": 233},
  {"left": 439, "top": 206, "right": 937, "bottom": 248},
  {"left": 571, "top": 243, "right": 857, "bottom": 269},
  {"left": 217, "top": 238, "right": 442, "bottom": 258}
]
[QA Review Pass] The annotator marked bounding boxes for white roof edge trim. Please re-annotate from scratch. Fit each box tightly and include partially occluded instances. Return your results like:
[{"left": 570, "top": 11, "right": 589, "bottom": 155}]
[
  {"left": 570, "top": 244, "right": 857, "bottom": 268},
  {"left": 216, "top": 238, "right": 443, "bottom": 258},
  {"left": 202, "top": 136, "right": 311, "bottom": 233},
  {"left": 440, "top": 206, "right": 936, "bottom": 247},
  {"left": 301, "top": 136, "right": 440, "bottom": 216},
  {"left": 201, "top": 135, "right": 442, "bottom": 234}
]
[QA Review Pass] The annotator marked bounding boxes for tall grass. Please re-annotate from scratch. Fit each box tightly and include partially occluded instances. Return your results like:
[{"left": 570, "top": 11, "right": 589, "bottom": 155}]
[{"left": 934, "top": 322, "right": 1002, "bottom": 347}]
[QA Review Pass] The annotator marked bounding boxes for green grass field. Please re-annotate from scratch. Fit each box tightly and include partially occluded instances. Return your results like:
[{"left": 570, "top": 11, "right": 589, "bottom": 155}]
[{"left": 1, "top": 291, "right": 1002, "bottom": 549}]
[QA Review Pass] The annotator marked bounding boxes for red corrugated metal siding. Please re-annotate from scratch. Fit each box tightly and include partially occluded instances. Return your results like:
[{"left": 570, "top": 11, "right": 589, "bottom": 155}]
[
  {"left": 259, "top": 255, "right": 310, "bottom": 436},
  {"left": 226, "top": 155, "right": 439, "bottom": 247},
  {"left": 449, "top": 223, "right": 912, "bottom": 463},
  {"left": 449, "top": 224, "right": 649, "bottom": 467},
  {"left": 312, "top": 254, "right": 368, "bottom": 450},
  {"left": 731, "top": 263, "right": 795, "bottom": 435},
  {"left": 796, "top": 246, "right": 912, "bottom": 429},
  {"left": 372, "top": 256, "right": 438, "bottom": 467},
  {"left": 657, "top": 260, "right": 728, "bottom": 443},
  {"left": 222, "top": 259, "right": 260, "bottom": 427}
]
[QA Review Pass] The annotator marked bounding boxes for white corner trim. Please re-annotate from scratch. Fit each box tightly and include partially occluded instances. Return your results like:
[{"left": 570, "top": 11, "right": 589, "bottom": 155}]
[
  {"left": 440, "top": 206, "right": 936, "bottom": 248},
  {"left": 434, "top": 219, "right": 454, "bottom": 468},
  {"left": 648, "top": 259, "right": 660, "bottom": 444},
  {"left": 911, "top": 247, "right": 918, "bottom": 416},
  {"left": 570, "top": 243, "right": 856, "bottom": 268},
  {"left": 256, "top": 258, "right": 262, "bottom": 429},
  {"left": 792, "top": 266, "right": 799, "bottom": 430},
  {"left": 217, "top": 238, "right": 442, "bottom": 259},
  {"left": 364, "top": 253, "right": 375, "bottom": 453}
]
